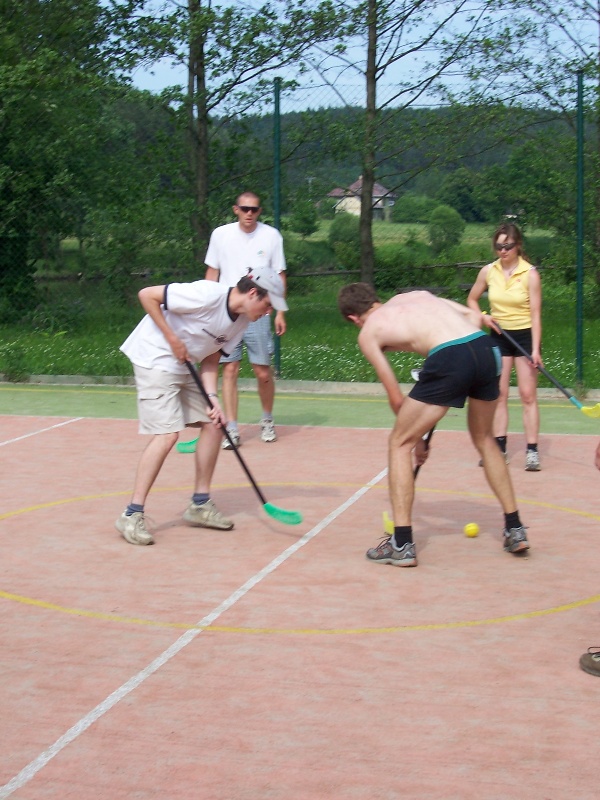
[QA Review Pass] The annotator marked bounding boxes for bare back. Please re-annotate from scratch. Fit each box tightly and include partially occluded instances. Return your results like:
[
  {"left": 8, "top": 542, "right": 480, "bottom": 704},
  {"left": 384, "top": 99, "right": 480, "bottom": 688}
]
[{"left": 359, "top": 291, "right": 483, "bottom": 358}]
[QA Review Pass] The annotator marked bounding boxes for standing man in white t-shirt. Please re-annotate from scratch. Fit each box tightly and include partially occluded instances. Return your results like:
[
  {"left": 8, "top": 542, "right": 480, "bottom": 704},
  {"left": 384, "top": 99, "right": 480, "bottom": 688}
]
[{"left": 205, "top": 191, "right": 287, "bottom": 449}]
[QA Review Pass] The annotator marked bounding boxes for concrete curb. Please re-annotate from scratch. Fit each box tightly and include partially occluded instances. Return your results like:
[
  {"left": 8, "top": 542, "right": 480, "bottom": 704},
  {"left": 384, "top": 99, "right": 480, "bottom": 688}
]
[{"left": 1, "top": 375, "right": 599, "bottom": 401}]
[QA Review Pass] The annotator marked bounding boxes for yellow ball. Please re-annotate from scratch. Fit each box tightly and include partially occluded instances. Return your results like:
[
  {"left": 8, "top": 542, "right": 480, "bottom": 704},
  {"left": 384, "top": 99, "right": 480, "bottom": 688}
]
[{"left": 464, "top": 522, "right": 480, "bottom": 538}]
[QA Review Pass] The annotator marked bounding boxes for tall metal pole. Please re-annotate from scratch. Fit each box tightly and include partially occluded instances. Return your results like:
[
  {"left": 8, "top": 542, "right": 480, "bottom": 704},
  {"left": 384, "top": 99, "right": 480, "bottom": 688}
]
[
  {"left": 273, "top": 76, "right": 282, "bottom": 377},
  {"left": 576, "top": 70, "right": 584, "bottom": 385}
]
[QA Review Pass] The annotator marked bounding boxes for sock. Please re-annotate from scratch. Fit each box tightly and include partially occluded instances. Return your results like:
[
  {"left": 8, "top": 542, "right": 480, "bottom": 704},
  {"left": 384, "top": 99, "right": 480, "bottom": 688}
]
[
  {"left": 527, "top": 443, "right": 538, "bottom": 452},
  {"left": 226, "top": 422, "right": 238, "bottom": 432},
  {"left": 262, "top": 413, "right": 273, "bottom": 422},
  {"left": 192, "top": 493, "right": 210, "bottom": 506},
  {"left": 495, "top": 436, "right": 507, "bottom": 454},
  {"left": 126, "top": 503, "right": 144, "bottom": 516},
  {"left": 504, "top": 511, "right": 522, "bottom": 530},
  {"left": 393, "top": 526, "right": 413, "bottom": 549}
]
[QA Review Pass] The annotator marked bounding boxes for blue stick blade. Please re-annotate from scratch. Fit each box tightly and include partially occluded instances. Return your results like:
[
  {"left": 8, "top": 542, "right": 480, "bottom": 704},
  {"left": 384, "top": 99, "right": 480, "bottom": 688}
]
[{"left": 264, "top": 502, "right": 303, "bottom": 526}]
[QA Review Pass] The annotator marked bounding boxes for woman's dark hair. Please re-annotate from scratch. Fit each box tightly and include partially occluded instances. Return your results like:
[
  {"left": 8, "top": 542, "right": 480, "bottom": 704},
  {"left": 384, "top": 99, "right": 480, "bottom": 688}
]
[{"left": 492, "top": 223, "right": 525, "bottom": 258}]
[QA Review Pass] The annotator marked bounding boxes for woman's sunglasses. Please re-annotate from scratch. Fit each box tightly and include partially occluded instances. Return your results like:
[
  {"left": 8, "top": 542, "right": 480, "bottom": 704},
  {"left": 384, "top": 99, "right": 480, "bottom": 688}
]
[{"left": 495, "top": 242, "right": 516, "bottom": 252}]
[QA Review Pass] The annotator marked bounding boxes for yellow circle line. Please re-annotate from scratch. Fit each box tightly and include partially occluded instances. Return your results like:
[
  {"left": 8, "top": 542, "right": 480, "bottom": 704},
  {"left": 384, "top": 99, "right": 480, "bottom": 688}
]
[
  {"left": 2, "top": 483, "right": 599, "bottom": 522},
  {"left": 2, "top": 483, "right": 599, "bottom": 633},
  {"left": 1, "top": 588, "right": 599, "bottom": 635}
]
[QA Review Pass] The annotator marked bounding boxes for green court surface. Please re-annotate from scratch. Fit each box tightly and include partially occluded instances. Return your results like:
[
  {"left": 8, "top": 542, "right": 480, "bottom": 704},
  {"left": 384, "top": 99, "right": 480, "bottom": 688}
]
[{"left": 1, "top": 381, "right": 598, "bottom": 435}]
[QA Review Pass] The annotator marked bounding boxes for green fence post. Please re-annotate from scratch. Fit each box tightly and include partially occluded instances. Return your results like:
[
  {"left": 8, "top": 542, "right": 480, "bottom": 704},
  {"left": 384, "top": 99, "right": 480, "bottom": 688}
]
[
  {"left": 576, "top": 69, "right": 584, "bottom": 386},
  {"left": 273, "top": 76, "right": 282, "bottom": 377}
]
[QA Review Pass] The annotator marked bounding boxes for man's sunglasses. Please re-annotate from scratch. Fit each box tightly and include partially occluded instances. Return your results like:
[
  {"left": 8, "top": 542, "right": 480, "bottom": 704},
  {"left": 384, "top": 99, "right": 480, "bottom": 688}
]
[
  {"left": 495, "top": 242, "right": 516, "bottom": 252},
  {"left": 238, "top": 205, "right": 260, "bottom": 213}
]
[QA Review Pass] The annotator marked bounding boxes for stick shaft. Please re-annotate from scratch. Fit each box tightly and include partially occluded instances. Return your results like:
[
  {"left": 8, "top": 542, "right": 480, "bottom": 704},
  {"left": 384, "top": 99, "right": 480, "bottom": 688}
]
[
  {"left": 497, "top": 327, "right": 583, "bottom": 409},
  {"left": 413, "top": 426, "right": 435, "bottom": 479},
  {"left": 184, "top": 360, "right": 269, "bottom": 505}
]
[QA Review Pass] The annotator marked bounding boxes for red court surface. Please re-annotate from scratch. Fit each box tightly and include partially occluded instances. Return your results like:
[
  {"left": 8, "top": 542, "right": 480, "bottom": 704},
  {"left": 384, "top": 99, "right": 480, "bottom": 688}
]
[{"left": 1, "top": 415, "right": 599, "bottom": 799}]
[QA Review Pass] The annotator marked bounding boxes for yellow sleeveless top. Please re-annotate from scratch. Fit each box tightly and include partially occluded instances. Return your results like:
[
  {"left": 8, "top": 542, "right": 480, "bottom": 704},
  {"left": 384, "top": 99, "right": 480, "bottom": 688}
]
[{"left": 486, "top": 257, "right": 535, "bottom": 330}]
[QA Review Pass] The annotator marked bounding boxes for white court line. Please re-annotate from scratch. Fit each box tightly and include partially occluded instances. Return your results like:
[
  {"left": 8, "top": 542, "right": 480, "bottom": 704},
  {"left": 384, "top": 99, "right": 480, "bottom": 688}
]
[
  {"left": 0, "top": 418, "right": 83, "bottom": 447},
  {"left": 0, "top": 467, "right": 388, "bottom": 798}
]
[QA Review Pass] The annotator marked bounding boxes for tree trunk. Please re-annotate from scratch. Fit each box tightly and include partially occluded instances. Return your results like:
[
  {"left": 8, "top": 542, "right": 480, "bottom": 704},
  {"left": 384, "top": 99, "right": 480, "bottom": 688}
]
[
  {"left": 360, "top": 0, "right": 377, "bottom": 286},
  {"left": 187, "top": 0, "right": 211, "bottom": 270}
]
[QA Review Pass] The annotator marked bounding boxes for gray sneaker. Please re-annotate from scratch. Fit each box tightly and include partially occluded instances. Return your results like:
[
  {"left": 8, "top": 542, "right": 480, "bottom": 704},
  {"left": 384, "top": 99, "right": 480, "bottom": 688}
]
[
  {"left": 115, "top": 511, "right": 154, "bottom": 546},
  {"left": 183, "top": 499, "right": 234, "bottom": 530},
  {"left": 260, "top": 419, "right": 277, "bottom": 443},
  {"left": 366, "top": 537, "right": 417, "bottom": 567},
  {"left": 525, "top": 450, "right": 541, "bottom": 471},
  {"left": 503, "top": 525, "right": 530, "bottom": 553},
  {"left": 579, "top": 647, "right": 600, "bottom": 677},
  {"left": 222, "top": 431, "right": 241, "bottom": 450}
]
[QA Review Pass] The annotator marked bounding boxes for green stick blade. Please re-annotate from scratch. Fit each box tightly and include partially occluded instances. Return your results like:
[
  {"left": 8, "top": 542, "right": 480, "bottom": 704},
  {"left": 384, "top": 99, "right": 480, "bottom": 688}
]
[
  {"left": 264, "top": 502, "right": 303, "bottom": 526},
  {"left": 176, "top": 437, "right": 199, "bottom": 454}
]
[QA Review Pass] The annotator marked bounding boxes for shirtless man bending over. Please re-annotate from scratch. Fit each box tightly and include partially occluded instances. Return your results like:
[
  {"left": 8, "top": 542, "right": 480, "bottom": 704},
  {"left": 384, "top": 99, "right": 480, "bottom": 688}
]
[{"left": 338, "top": 282, "right": 530, "bottom": 567}]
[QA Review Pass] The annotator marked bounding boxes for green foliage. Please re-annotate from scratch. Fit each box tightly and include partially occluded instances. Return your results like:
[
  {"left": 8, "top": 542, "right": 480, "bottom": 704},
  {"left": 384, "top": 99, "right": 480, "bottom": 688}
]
[
  {"left": 0, "top": 342, "right": 30, "bottom": 382},
  {"left": 328, "top": 213, "right": 361, "bottom": 270},
  {"left": 374, "top": 242, "right": 433, "bottom": 292},
  {"left": 428, "top": 205, "right": 466, "bottom": 255},
  {"left": 391, "top": 193, "right": 437, "bottom": 224},
  {"left": 286, "top": 199, "right": 319, "bottom": 239},
  {"left": 435, "top": 168, "right": 483, "bottom": 223}
]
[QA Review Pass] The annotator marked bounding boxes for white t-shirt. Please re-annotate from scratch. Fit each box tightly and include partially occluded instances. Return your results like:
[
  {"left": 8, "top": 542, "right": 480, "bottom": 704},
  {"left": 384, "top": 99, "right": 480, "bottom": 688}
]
[
  {"left": 120, "top": 281, "right": 248, "bottom": 374},
  {"left": 205, "top": 221, "right": 286, "bottom": 286}
]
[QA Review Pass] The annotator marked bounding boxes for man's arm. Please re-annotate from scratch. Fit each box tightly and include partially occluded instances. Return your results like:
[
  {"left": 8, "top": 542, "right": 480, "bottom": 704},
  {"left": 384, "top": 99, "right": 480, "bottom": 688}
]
[
  {"left": 199, "top": 351, "right": 226, "bottom": 426},
  {"left": 138, "top": 285, "right": 188, "bottom": 363},
  {"left": 205, "top": 266, "right": 219, "bottom": 282},
  {"left": 274, "top": 271, "right": 287, "bottom": 336},
  {"left": 358, "top": 330, "right": 404, "bottom": 414}
]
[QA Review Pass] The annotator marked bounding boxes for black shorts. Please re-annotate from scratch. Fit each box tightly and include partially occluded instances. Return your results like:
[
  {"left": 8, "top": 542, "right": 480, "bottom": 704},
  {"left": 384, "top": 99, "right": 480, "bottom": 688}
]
[
  {"left": 409, "top": 332, "right": 501, "bottom": 409},
  {"left": 488, "top": 327, "right": 533, "bottom": 358}
]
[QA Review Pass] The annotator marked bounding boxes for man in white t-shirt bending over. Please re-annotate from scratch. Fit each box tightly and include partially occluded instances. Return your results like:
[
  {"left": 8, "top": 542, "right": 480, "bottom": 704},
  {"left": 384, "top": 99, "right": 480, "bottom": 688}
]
[
  {"left": 205, "top": 191, "right": 287, "bottom": 449},
  {"left": 115, "top": 268, "right": 287, "bottom": 546}
]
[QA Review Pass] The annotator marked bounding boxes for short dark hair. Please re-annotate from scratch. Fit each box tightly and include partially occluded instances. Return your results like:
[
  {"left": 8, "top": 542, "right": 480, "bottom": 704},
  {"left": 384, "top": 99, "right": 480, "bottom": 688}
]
[
  {"left": 235, "top": 191, "right": 260, "bottom": 207},
  {"left": 338, "top": 282, "right": 380, "bottom": 319},
  {"left": 237, "top": 275, "right": 268, "bottom": 299}
]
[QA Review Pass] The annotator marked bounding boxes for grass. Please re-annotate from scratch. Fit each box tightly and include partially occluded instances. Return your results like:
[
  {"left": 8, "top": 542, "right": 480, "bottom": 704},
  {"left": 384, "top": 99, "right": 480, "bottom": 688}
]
[
  {"left": 1, "top": 221, "right": 598, "bottom": 392},
  {"left": 2, "top": 276, "right": 600, "bottom": 393}
]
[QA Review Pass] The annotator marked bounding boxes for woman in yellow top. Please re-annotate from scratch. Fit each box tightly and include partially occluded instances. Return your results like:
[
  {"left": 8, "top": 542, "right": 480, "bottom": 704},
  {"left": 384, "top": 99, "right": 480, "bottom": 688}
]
[{"left": 467, "top": 222, "right": 542, "bottom": 471}]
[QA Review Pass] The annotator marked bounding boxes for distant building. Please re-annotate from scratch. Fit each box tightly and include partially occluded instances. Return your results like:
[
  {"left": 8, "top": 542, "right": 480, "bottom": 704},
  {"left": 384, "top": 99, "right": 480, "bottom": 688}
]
[{"left": 327, "top": 176, "right": 397, "bottom": 220}]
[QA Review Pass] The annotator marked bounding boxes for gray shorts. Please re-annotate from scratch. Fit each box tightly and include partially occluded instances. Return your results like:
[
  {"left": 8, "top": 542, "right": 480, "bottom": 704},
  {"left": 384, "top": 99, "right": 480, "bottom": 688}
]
[
  {"left": 220, "top": 314, "right": 273, "bottom": 366},
  {"left": 133, "top": 365, "right": 210, "bottom": 434}
]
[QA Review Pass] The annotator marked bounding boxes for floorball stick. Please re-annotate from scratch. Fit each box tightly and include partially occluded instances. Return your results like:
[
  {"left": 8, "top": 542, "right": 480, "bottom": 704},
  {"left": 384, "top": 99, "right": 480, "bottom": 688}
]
[
  {"left": 184, "top": 360, "right": 303, "bottom": 525},
  {"left": 498, "top": 327, "right": 600, "bottom": 419}
]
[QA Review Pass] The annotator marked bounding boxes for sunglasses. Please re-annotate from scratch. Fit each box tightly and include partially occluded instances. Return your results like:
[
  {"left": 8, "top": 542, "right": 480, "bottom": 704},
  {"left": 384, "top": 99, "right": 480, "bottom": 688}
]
[
  {"left": 238, "top": 205, "right": 260, "bottom": 213},
  {"left": 495, "top": 242, "right": 516, "bottom": 252}
]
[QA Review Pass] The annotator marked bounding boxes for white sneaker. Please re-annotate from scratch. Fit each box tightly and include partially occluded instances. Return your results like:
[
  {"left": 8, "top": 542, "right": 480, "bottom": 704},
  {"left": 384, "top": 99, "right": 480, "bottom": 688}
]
[
  {"left": 260, "top": 419, "right": 277, "bottom": 443},
  {"left": 115, "top": 511, "right": 154, "bottom": 546},
  {"left": 525, "top": 450, "right": 541, "bottom": 471},
  {"left": 183, "top": 499, "right": 234, "bottom": 530},
  {"left": 222, "top": 430, "right": 241, "bottom": 450}
]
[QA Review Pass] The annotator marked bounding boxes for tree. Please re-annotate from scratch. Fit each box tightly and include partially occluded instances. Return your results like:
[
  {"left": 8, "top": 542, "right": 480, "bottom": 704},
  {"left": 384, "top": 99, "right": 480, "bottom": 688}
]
[
  {"left": 288, "top": 199, "right": 319, "bottom": 238},
  {"left": 436, "top": 167, "right": 483, "bottom": 222},
  {"left": 118, "top": 0, "right": 350, "bottom": 266},
  {"left": 461, "top": 0, "right": 600, "bottom": 272},
  {"left": 0, "top": 0, "right": 127, "bottom": 318},
  {"left": 302, "top": 0, "right": 539, "bottom": 284},
  {"left": 428, "top": 204, "right": 466, "bottom": 254}
]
